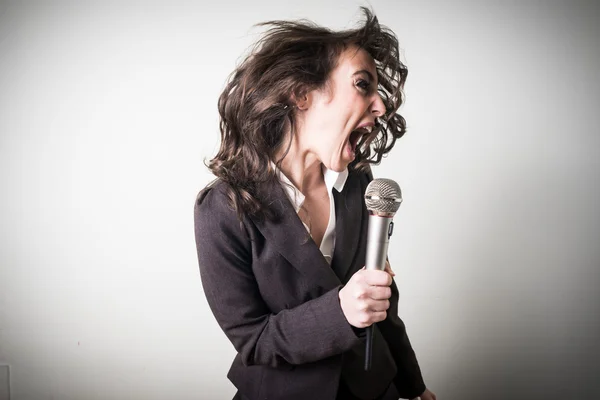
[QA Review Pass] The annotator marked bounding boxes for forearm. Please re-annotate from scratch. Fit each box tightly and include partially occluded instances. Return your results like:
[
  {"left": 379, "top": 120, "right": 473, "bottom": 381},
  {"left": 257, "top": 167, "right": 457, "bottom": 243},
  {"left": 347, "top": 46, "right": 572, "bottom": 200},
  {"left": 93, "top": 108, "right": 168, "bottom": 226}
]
[{"left": 214, "top": 285, "right": 362, "bottom": 368}]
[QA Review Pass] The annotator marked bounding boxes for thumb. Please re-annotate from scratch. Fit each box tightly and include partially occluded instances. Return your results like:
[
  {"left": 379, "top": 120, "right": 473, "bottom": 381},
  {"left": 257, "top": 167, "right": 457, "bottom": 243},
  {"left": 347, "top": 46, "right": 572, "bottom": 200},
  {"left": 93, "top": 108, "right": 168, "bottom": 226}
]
[{"left": 384, "top": 262, "right": 396, "bottom": 276}]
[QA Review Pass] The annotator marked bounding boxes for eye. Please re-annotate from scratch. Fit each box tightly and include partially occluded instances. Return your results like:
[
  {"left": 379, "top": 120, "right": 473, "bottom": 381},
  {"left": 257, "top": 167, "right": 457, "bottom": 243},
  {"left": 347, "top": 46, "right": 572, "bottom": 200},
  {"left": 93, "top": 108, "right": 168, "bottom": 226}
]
[{"left": 355, "top": 79, "right": 371, "bottom": 92}]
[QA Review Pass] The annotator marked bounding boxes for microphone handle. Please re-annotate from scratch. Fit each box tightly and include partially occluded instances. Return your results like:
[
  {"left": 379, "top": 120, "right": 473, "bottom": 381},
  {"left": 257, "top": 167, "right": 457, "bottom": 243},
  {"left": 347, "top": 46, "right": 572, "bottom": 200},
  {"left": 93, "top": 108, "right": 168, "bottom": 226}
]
[
  {"left": 365, "top": 215, "right": 394, "bottom": 271},
  {"left": 364, "top": 214, "right": 394, "bottom": 371}
]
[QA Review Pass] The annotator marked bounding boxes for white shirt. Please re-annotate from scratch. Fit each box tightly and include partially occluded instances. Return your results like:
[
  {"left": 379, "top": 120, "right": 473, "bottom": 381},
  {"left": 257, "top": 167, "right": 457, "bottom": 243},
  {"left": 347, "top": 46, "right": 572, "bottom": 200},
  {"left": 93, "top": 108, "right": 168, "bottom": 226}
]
[{"left": 275, "top": 164, "right": 349, "bottom": 265}]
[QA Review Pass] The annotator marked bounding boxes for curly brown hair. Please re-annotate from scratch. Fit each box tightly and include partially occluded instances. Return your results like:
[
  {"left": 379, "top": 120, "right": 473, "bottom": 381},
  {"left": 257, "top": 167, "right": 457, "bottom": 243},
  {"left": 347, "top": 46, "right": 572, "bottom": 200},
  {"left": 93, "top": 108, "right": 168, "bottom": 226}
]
[{"left": 207, "top": 7, "right": 408, "bottom": 221}]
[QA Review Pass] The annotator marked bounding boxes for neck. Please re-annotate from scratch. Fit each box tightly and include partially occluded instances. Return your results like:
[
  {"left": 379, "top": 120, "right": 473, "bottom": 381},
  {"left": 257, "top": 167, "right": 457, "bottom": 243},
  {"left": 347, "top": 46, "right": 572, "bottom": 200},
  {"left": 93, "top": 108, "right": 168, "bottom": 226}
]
[{"left": 274, "top": 130, "right": 323, "bottom": 194}]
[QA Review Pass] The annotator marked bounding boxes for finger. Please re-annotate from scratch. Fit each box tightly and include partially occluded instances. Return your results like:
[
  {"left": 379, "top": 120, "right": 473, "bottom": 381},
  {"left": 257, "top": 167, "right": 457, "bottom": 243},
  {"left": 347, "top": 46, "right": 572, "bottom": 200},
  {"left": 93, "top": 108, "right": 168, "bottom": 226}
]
[
  {"left": 353, "top": 266, "right": 366, "bottom": 281},
  {"left": 368, "top": 285, "right": 392, "bottom": 300},
  {"left": 370, "top": 310, "right": 387, "bottom": 323},
  {"left": 364, "top": 270, "right": 393, "bottom": 287},
  {"left": 367, "top": 299, "right": 390, "bottom": 312}
]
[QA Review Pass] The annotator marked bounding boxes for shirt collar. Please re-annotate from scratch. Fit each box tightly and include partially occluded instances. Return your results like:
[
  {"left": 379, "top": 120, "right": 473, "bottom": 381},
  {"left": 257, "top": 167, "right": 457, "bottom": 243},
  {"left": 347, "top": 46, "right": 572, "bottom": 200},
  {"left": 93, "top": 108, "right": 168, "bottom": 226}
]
[
  {"left": 273, "top": 162, "right": 348, "bottom": 212},
  {"left": 323, "top": 165, "right": 348, "bottom": 193}
]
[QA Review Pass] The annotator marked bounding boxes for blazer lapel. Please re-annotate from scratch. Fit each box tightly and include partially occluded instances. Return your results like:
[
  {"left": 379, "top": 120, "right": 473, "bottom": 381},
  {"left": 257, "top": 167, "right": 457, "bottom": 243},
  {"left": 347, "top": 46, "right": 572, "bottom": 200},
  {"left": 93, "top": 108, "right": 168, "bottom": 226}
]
[
  {"left": 250, "top": 181, "right": 342, "bottom": 291},
  {"left": 331, "top": 172, "right": 364, "bottom": 282}
]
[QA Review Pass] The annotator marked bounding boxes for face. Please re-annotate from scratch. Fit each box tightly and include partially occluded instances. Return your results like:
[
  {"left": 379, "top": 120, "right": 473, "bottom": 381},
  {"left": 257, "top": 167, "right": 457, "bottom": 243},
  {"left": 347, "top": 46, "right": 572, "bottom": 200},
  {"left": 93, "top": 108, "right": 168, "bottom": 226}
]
[{"left": 297, "top": 46, "right": 386, "bottom": 172}]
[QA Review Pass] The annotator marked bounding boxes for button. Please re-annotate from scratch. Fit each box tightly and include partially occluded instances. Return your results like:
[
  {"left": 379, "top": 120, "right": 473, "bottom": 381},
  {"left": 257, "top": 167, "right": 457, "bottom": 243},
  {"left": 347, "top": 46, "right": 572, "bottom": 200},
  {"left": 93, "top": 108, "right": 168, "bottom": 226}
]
[{"left": 388, "top": 221, "right": 394, "bottom": 237}]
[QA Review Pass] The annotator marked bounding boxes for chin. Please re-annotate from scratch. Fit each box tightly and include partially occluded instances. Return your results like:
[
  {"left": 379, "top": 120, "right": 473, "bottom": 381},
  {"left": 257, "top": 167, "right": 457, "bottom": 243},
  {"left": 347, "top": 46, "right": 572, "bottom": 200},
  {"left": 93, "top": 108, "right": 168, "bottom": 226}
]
[{"left": 328, "top": 160, "right": 349, "bottom": 173}]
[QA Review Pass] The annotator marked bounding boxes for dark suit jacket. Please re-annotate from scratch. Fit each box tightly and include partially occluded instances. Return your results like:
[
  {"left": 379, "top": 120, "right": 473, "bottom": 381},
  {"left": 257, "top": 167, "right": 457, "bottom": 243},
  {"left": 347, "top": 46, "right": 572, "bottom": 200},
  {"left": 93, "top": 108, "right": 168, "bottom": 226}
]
[{"left": 194, "top": 167, "right": 426, "bottom": 400}]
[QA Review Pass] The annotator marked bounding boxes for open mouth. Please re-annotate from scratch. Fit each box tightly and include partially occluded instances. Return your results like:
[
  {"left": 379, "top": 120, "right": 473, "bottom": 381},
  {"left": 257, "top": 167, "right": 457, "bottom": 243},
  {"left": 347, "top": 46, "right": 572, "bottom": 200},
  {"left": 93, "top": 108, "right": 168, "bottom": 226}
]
[{"left": 347, "top": 125, "right": 374, "bottom": 156}]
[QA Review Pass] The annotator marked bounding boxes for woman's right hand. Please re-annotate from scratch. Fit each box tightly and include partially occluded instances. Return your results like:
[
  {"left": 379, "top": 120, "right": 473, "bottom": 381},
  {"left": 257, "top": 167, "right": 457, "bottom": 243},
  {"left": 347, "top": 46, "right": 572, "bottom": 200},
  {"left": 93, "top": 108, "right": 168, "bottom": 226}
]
[{"left": 338, "top": 267, "right": 393, "bottom": 328}]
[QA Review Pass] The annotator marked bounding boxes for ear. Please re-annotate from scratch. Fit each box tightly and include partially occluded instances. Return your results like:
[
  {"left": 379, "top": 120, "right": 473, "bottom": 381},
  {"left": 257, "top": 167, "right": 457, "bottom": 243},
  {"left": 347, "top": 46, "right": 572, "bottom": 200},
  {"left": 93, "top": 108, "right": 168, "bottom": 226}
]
[
  {"left": 296, "top": 93, "right": 310, "bottom": 110},
  {"left": 291, "top": 86, "right": 312, "bottom": 110}
]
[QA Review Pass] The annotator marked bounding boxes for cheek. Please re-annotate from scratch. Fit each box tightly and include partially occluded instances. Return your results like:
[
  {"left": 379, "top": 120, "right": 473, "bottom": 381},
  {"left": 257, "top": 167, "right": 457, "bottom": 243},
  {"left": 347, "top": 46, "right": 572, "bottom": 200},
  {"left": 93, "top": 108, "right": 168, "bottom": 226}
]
[
  {"left": 311, "top": 111, "right": 343, "bottom": 140},
  {"left": 307, "top": 99, "right": 354, "bottom": 149}
]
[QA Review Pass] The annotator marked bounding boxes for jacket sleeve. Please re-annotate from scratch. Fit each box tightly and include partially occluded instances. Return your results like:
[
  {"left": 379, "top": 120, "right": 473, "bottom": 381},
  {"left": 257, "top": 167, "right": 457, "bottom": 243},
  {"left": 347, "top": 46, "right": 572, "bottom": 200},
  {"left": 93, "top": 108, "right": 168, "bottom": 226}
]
[
  {"left": 362, "top": 166, "right": 427, "bottom": 398},
  {"left": 194, "top": 186, "right": 363, "bottom": 369}
]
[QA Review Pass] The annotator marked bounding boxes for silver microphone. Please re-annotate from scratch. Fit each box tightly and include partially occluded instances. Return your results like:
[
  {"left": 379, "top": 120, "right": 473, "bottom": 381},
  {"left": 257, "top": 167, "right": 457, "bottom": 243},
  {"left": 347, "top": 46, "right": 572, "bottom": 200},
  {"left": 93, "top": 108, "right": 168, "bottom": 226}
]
[
  {"left": 363, "top": 178, "right": 402, "bottom": 371},
  {"left": 365, "top": 178, "right": 402, "bottom": 271}
]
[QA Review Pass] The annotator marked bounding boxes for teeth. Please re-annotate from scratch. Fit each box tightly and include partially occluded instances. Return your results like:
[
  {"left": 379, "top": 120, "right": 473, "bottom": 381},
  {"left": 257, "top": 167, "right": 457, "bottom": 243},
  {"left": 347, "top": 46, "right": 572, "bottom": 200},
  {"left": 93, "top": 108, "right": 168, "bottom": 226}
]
[{"left": 350, "top": 126, "right": 373, "bottom": 143}]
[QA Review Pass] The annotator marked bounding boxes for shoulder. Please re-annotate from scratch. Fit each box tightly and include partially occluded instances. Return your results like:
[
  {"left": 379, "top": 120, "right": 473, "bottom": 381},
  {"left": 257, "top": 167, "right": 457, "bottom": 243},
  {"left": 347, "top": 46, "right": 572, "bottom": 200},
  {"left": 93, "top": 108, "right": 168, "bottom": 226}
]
[
  {"left": 195, "top": 178, "right": 230, "bottom": 212},
  {"left": 194, "top": 179, "right": 248, "bottom": 239},
  {"left": 193, "top": 180, "right": 252, "bottom": 269}
]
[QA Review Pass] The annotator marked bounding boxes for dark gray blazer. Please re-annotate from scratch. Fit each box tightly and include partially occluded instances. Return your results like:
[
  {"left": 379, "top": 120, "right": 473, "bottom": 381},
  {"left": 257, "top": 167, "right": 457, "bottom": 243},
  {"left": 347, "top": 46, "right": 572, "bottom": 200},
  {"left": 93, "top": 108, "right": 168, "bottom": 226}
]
[{"left": 194, "top": 167, "right": 425, "bottom": 400}]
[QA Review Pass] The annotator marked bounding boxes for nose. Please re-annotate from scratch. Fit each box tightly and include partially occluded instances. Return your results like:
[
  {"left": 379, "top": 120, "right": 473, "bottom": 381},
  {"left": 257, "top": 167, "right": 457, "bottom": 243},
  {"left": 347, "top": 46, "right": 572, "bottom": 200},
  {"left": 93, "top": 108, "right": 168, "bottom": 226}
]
[{"left": 370, "top": 92, "right": 386, "bottom": 117}]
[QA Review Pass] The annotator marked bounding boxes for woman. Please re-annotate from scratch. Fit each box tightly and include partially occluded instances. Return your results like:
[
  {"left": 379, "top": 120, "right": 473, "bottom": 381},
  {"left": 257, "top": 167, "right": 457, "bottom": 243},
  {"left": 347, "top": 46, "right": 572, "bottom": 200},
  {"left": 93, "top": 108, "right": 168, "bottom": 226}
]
[{"left": 194, "top": 8, "right": 436, "bottom": 400}]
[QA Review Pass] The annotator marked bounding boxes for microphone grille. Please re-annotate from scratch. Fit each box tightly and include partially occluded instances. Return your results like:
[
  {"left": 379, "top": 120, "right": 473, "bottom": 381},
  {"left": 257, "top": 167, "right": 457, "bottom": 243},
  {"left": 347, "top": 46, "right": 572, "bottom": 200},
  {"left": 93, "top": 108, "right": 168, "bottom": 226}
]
[{"left": 365, "top": 178, "right": 402, "bottom": 214}]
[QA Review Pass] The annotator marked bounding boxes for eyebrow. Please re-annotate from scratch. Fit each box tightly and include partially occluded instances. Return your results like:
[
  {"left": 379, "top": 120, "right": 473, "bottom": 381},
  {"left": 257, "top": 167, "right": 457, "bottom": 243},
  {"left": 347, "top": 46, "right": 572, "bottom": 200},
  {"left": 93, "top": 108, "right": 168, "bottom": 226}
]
[{"left": 353, "top": 69, "right": 375, "bottom": 81}]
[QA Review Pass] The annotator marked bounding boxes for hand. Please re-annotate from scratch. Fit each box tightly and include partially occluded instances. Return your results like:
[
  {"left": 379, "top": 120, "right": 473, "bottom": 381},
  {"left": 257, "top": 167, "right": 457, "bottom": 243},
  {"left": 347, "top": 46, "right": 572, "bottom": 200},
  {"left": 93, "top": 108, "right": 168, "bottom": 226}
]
[
  {"left": 338, "top": 266, "right": 393, "bottom": 328},
  {"left": 412, "top": 388, "right": 437, "bottom": 400}
]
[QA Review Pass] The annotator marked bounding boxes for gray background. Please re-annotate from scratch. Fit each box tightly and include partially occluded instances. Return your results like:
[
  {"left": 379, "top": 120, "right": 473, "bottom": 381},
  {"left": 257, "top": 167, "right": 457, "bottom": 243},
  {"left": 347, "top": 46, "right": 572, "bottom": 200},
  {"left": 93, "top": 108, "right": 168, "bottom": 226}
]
[{"left": 0, "top": 0, "right": 599, "bottom": 399}]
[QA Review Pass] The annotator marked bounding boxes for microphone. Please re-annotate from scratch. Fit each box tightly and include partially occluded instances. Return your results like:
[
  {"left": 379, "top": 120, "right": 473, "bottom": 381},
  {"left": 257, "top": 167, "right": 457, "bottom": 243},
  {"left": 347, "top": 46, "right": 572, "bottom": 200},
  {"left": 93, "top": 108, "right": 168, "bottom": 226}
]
[{"left": 364, "top": 178, "right": 402, "bottom": 371}]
